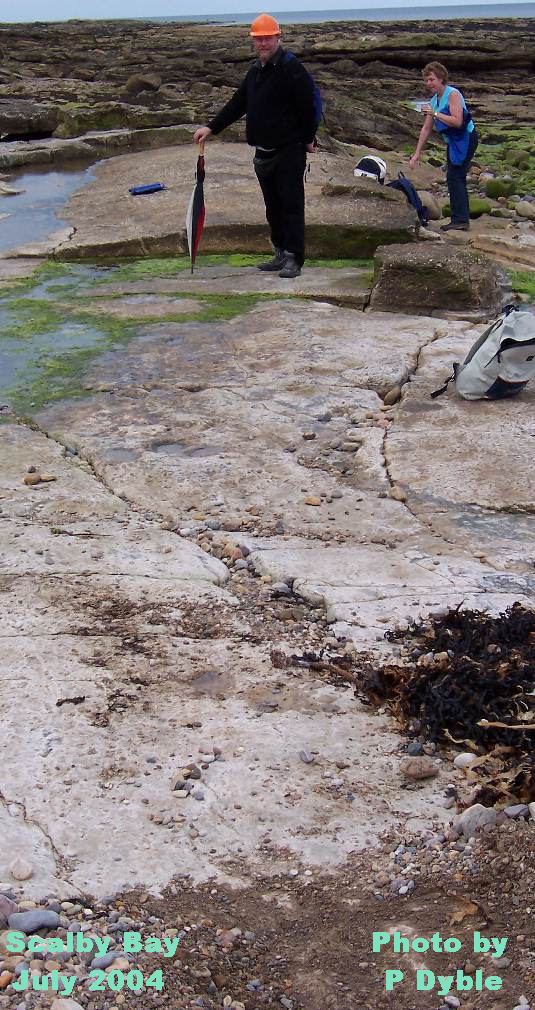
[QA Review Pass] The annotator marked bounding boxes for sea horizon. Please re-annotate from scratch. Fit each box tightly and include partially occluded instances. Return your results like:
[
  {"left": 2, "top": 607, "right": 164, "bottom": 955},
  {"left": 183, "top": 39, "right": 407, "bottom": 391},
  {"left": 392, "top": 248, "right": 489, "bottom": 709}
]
[
  {"left": 3, "top": 1, "right": 535, "bottom": 23},
  {"left": 142, "top": 1, "right": 535, "bottom": 22}
]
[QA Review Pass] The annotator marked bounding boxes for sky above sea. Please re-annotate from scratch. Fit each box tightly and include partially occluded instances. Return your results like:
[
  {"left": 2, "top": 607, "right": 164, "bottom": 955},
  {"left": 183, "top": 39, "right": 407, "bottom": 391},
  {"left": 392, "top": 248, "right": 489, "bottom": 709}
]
[{"left": 1, "top": 0, "right": 528, "bottom": 22}]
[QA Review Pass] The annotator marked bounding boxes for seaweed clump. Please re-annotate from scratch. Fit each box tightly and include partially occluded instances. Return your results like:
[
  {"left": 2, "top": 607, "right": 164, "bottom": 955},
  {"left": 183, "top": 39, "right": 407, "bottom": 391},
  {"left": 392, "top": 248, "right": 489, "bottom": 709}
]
[{"left": 357, "top": 603, "right": 535, "bottom": 804}]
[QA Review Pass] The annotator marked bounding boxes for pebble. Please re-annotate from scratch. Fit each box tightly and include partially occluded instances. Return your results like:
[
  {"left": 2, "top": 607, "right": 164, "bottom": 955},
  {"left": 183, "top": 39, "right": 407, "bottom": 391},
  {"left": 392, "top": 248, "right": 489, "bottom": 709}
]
[
  {"left": 504, "top": 804, "right": 529, "bottom": 819},
  {"left": 51, "top": 1000, "right": 85, "bottom": 1010},
  {"left": 453, "top": 803, "right": 498, "bottom": 839},
  {"left": 529, "top": 801, "right": 535, "bottom": 821},
  {"left": 444, "top": 998, "right": 460, "bottom": 1008},
  {"left": 302, "top": 432, "right": 316, "bottom": 440},
  {"left": 304, "top": 495, "right": 321, "bottom": 506},
  {"left": 7, "top": 910, "right": 60, "bottom": 933},
  {"left": 389, "top": 485, "right": 407, "bottom": 502},
  {"left": 298, "top": 750, "right": 314, "bottom": 764},
  {"left": 0, "top": 895, "right": 18, "bottom": 926},
  {"left": 407, "top": 741, "right": 424, "bottom": 756},
  {"left": 400, "top": 756, "right": 439, "bottom": 780},
  {"left": 90, "top": 952, "right": 117, "bottom": 970},
  {"left": 453, "top": 752, "right": 476, "bottom": 770},
  {"left": 383, "top": 385, "right": 401, "bottom": 405},
  {"left": 9, "top": 860, "right": 33, "bottom": 882}
]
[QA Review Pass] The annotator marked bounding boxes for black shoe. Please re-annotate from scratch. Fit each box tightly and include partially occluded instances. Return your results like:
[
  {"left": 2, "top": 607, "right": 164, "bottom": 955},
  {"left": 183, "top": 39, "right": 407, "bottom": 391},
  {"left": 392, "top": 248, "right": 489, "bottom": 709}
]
[
  {"left": 278, "top": 253, "right": 301, "bottom": 279},
  {"left": 257, "top": 248, "right": 286, "bottom": 271},
  {"left": 440, "top": 222, "right": 470, "bottom": 232}
]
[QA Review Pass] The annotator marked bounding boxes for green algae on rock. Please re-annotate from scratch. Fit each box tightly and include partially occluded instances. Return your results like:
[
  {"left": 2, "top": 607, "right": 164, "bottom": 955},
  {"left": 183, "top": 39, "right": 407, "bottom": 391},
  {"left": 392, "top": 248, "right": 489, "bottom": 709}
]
[
  {"left": 102, "top": 254, "right": 373, "bottom": 284},
  {"left": 0, "top": 261, "right": 288, "bottom": 415},
  {"left": 370, "top": 244, "right": 507, "bottom": 315},
  {"left": 442, "top": 198, "right": 492, "bottom": 220},
  {"left": 508, "top": 270, "right": 535, "bottom": 302}
]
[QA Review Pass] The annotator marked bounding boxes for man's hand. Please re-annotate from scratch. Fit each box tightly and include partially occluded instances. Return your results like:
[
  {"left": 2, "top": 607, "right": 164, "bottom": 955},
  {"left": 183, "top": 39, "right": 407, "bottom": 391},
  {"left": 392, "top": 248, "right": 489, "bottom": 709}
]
[
  {"left": 306, "top": 141, "right": 316, "bottom": 154},
  {"left": 409, "top": 154, "right": 420, "bottom": 169},
  {"left": 193, "top": 126, "right": 212, "bottom": 144}
]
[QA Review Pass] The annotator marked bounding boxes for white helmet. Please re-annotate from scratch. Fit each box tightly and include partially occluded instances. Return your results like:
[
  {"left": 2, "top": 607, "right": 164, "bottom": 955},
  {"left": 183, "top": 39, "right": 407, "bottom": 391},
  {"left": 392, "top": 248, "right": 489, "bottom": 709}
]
[{"left": 353, "top": 155, "right": 387, "bottom": 185}]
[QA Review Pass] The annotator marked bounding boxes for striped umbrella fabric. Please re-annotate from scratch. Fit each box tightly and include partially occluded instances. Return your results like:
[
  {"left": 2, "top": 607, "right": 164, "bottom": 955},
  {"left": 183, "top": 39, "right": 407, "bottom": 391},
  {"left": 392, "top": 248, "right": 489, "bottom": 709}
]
[{"left": 186, "top": 142, "right": 206, "bottom": 273}]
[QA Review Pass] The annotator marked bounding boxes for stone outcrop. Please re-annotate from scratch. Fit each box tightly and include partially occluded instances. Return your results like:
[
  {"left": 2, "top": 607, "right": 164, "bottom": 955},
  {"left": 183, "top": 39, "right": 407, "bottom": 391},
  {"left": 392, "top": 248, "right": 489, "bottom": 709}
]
[
  {"left": 369, "top": 243, "right": 508, "bottom": 315},
  {"left": 0, "top": 98, "right": 58, "bottom": 139},
  {"left": 47, "top": 144, "right": 417, "bottom": 263},
  {"left": 0, "top": 17, "right": 533, "bottom": 152}
]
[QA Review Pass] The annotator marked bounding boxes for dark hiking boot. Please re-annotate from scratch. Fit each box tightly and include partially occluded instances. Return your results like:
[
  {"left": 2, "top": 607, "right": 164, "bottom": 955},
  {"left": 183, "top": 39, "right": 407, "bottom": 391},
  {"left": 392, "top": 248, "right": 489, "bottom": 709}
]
[
  {"left": 440, "top": 222, "right": 470, "bottom": 232},
  {"left": 257, "top": 248, "right": 286, "bottom": 271},
  {"left": 278, "top": 253, "right": 301, "bottom": 278}
]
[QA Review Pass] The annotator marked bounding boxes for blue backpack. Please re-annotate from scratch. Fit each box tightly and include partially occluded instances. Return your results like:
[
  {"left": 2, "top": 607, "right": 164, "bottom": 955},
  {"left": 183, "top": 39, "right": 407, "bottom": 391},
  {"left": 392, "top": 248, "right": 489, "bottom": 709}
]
[
  {"left": 282, "top": 51, "right": 324, "bottom": 131},
  {"left": 387, "top": 171, "right": 429, "bottom": 227}
]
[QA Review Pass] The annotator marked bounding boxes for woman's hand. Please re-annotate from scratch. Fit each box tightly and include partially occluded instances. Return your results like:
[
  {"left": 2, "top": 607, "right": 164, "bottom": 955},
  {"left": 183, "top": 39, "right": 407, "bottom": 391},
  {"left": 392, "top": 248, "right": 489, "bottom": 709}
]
[{"left": 421, "top": 103, "right": 434, "bottom": 116}]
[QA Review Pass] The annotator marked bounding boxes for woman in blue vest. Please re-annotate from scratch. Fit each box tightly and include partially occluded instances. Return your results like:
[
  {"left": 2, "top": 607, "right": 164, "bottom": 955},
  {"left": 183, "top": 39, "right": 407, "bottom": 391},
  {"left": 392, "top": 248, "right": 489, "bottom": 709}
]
[{"left": 410, "top": 61, "right": 478, "bottom": 232}]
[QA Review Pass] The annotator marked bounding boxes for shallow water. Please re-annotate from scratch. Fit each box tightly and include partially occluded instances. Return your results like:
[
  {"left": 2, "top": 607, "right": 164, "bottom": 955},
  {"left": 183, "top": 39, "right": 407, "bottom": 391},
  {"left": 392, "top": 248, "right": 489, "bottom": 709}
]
[
  {"left": 0, "top": 162, "right": 95, "bottom": 254},
  {"left": 0, "top": 264, "right": 111, "bottom": 407},
  {"left": 0, "top": 320, "right": 105, "bottom": 395}
]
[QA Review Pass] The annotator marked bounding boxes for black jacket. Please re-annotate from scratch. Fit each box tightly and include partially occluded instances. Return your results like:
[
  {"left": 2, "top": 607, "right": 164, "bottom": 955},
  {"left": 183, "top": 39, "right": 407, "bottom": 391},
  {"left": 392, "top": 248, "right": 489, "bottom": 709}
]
[{"left": 207, "top": 47, "right": 317, "bottom": 149}]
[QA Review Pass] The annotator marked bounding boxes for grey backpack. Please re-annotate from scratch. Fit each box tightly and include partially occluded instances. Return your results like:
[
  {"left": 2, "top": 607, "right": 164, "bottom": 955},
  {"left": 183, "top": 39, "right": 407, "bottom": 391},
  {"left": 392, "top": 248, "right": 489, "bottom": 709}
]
[{"left": 432, "top": 305, "right": 535, "bottom": 401}]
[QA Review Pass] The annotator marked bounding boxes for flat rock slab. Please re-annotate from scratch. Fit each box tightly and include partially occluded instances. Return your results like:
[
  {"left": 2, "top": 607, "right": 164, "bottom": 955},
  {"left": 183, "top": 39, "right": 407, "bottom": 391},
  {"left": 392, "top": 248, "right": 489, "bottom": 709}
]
[
  {"left": 72, "top": 294, "right": 204, "bottom": 319},
  {"left": 52, "top": 143, "right": 416, "bottom": 261},
  {"left": 2, "top": 262, "right": 534, "bottom": 901},
  {"left": 236, "top": 535, "right": 534, "bottom": 646},
  {"left": 0, "top": 423, "right": 452, "bottom": 897},
  {"left": 85, "top": 263, "right": 373, "bottom": 309},
  {"left": 472, "top": 228, "right": 535, "bottom": 269},
  {"left": 36, "top": 300, "right": 452, "bottom": 535},
  {"left": 0, "top": 256, "right": 45, "bottom": 286},
  {"left": 1, "top": 624, "right": 448, "bottom": 896},
  {"left": 10, "top": 226, "right": 74, "bottom": 259},
  {"left": 385, "top": 328, "right": 535, "bottom": 572}
]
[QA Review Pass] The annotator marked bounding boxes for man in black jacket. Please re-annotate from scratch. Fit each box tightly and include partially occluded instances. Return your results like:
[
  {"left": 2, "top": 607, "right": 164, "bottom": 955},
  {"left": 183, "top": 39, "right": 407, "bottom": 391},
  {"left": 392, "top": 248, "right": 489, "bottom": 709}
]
[{"left": 193, "top": 13, "right": 317, "bottom": 279}]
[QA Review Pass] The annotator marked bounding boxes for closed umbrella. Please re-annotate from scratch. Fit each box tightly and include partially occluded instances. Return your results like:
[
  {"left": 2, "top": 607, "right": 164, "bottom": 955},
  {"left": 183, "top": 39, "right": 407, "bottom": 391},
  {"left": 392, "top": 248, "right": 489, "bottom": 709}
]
[{"left": 186, "top": 141, "right": 206, "bottom": 273}]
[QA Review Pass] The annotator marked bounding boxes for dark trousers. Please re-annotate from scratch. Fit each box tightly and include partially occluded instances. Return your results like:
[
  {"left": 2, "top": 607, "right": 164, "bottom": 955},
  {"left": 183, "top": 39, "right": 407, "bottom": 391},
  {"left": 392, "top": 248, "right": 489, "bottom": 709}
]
[
  {"left": 447, "top": 129, "right": 479, "bottom": 225},
  {"left": 254, "top": 142, "right": 307, "bottom": 266}
]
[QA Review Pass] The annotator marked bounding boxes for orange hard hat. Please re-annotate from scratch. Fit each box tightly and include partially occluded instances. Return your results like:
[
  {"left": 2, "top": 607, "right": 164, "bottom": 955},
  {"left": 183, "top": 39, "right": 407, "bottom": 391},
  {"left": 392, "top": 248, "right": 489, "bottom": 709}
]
[{"left": 250, "top": 13, "right": 281, "bottom": 36}]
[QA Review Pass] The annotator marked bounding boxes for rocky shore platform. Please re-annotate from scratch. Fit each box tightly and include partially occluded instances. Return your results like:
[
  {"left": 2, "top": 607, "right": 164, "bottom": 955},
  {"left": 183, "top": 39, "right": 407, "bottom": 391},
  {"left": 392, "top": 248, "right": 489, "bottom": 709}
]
[
  {"left": 1, "top": 15, "right": 534, "bottom": 153},
  {"left": 0, "top": 15, "right": 534, "bottom": 1010}
]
